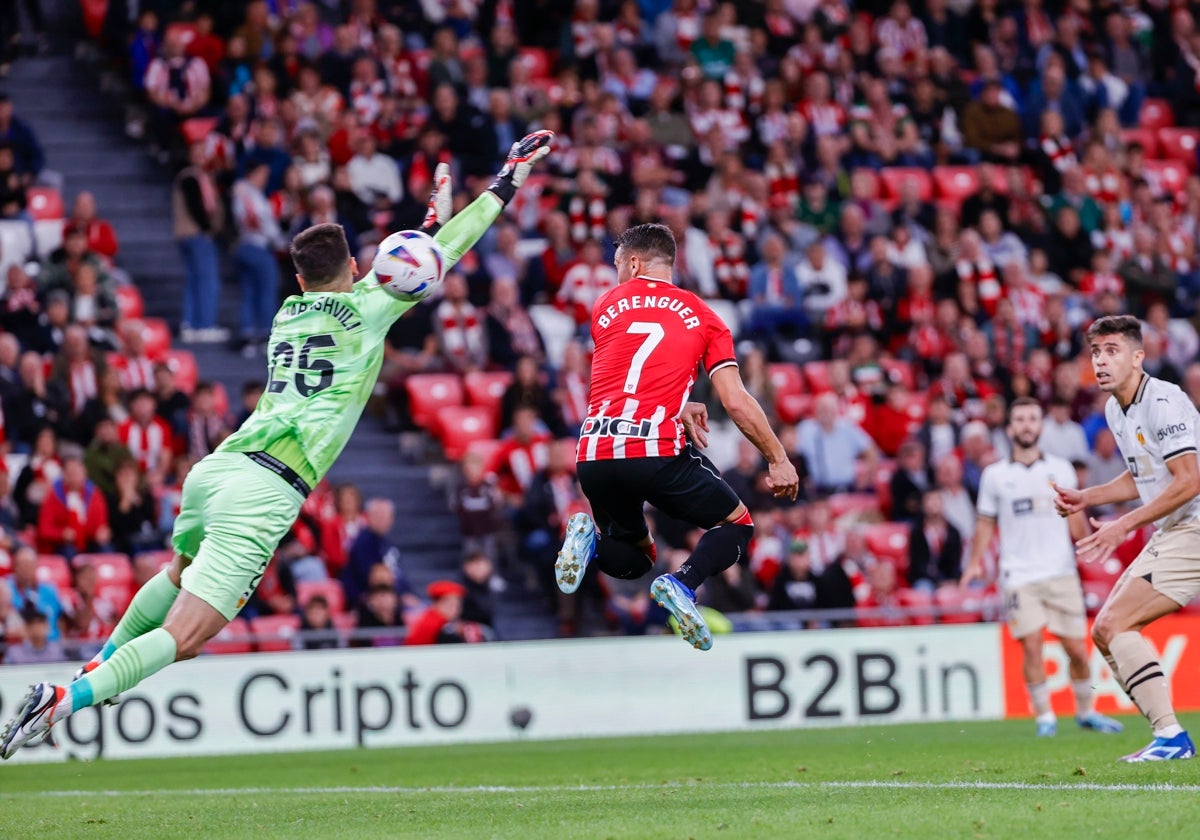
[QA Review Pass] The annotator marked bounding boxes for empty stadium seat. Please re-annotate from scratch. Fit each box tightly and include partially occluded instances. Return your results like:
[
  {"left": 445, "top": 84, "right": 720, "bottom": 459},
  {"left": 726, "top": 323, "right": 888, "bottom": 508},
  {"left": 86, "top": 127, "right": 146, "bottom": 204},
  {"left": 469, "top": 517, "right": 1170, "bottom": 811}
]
[
  {"left": 897, "top": 587, "right": 934, "bottom": 625},
  {"left": 1139, "top": 98, "right": 1175, "bottom": 130},
  {"left": 931, "top": 166, "right": 980, "bottom": 205},
  {"left": 36, "top": 554, "right": 71, "bottom": 590},
  {"left": 1157, "top": 128, "right": 1200, "bottom": 171},
  {"left": 463, "top": 370, "right": 513, "bottom": 422},
  {"left": 124, "top": 317, "right": 171, "bottom": 359},
  {"left": 162, "top": 348, "right": 199, "bottom": 395},
  {"left": 864, "top": 522, "right": 910, "bottom": 570},
  {"left": 464, "top": 438, "right": 505, "bottom": 474},
  {"left": 405, "top": 373, "right": 464, "bottom": 431},
  {"left": 251, "top": 614, "right": 301, "bottom": 652},
  {"left": 114, "top": 284, "right": 145, "bottom": 320},
  {"left": 935, "top": 587, "right": 983, "bottom": 624},
  {"left": 879, "top": 167, "right": 934, "bottom": 201},
  {"left": 518, "top": 47, "right": 554, "bottom": 79},
  {"left": 27, "top": 186, "right": 64, "bottom": 221},
  {"left": 181, "top": 116, "right": 219, "bottom": 146},
  {"left": 776, "top": 392, "right": 814, "bottom": 424},
  {"left": 802, "top": 361, "right": 832, "bottom": 392},
  {"left": 436, "top": 406, "right": 497, "bottom": 461},
  {"left": 1081, "top": 580, "right": 1113, "bottom": 615},
  {"left": 203, "top": 618, "right": 253, "bottom": 655},
  {"left": 1078, "top": 556, "right": 1125, "bottom": 585},
  {"left": 75, "top": 552, "right": 134, "bottom": 587},
  {"left": 767, "top": 362, "right": 804, "bottom": 397},
  {"left": 1120, "top": 127, "right": 1159, "bottom": 158},
  {"left": 295, "top": 579, "right": 346, "bottom": 615}
]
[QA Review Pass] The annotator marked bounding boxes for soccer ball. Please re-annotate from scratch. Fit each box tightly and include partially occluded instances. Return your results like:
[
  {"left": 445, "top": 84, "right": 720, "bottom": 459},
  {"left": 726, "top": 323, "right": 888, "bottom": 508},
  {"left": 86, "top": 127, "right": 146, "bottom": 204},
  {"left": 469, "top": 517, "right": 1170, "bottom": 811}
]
[{"left": 372, "top": 230, "right": 446, "bottom": 300}]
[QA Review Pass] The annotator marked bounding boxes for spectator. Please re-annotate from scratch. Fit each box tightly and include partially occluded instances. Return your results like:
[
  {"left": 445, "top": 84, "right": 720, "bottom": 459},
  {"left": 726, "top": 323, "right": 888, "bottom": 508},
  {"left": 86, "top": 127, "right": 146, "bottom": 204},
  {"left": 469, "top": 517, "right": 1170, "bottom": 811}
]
[
  {"left": 154, "top": 362, "right": 192, "bottom": 439},
  {"left": 119, "top": 388, "right": 175, "bottom": 484},
  {"left": 36, "top": 455, "right": 112, "bottom": 558},
  {"left": 0, "top": 584, "right": 24, "bottom": 661},
  {"left": 299, "top": 593, "right": 339, "bottom": 650},
  {"left": 295, "top": 184, "right": 358, "bottom": 255},
  {"left": 82, "top": 417, "right": 132, "bottom": 499},
  {"left": 8, "top": 544, "right": 64, "bottom": 641},
  {"left": 50, "top": 324, "right": 105, "bottom": 421},
  {"left": 557, "top": 238, "right": 618, "bottom": 326},
  {"left": 907, "top": 490, "right": 963, "bottom": 591},
  {"left": 702, "top": 558, "right": 762, "bottom": 615},
  {"left": 183, "top": 381, "right": 230, "bottom": 460},
  {"left": 460, "top": 550, "right": 498, "bottom": 631},
  {"left": 172, "top": 142, "right": 226, "bottom": 342},
  {"left": 452, "top": 451, "right": 504, "bottom": 563},
  {"left": 144, "top": 27, "right": 212, "bottom": 160},
  {"left": 767, "top": 538, "right": 855, "bottom": 618},
  {"left": 13, "top": 425, "right": 61, "bottom": 524},
  {"left": 346, "top": 130, "right": 402, "bottom": 208},
  {"left": 796, "top": 393, "right": 877, "bottom": 495},
  {"left": 500, "top": 356, "right": 562, "bottom": 435},
  {"left": 405, "top": 580, "right": 472, "bottom": 646},
  {"left": 0, "top": 93, "right": 42, "bottom": 182},
  {"left": 353, "top": 581, "right": 406, "bottom": 648},
  {"left": 934, "top": 454, "right": 975, "bottom": 554},
  {"left": 744, "top": 231, "right": 805, "bottom": 341},
  {"left": 319, "top": 482, "right": 365, "bottom": 578},
  {"left": 65, "top": 191, "right": 119, "bottom": 263},
  {"left": 107, "top": 459, "right": 159, "bottom": 556},
  {"left": 1086, "top": 429, "right": 1127, "bottom": 516},
  {"left": 232, "top": 161, "right": 284, "bottom": 353},
  {"left": 494, "top": 406, "right": 553, "bottom": 500},
  {"left": 857, "top": 562, "right": 908, "bottom": 628},
  {"left": 890, "top": 439, "right": 931, "bottom": 523},
  {"left": 1038, "top": 396, "right": 1090, "bottom": 464},
  {"left": 341, "top": 498, "right": 419, "bottom": 612},
  {"left": 961, "top": 79, "right": 1022, "bottom": 162},
  {"left": 5, "top": 606, "right": 66, "bottom": 665},
  {"left": 434, "top": 271, "right": 487, "bottom": 373},
  {"left": 62, "top": 560, "right": 117, "bottom": 647}
]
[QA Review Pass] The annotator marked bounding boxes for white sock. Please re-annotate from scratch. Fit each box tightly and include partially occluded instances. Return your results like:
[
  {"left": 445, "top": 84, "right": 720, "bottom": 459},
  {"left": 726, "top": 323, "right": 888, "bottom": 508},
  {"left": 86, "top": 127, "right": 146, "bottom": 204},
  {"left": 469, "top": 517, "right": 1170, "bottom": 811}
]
[
  {"left": 1072, "top": 679, "right": 1094, "bottom": 718},
  {"left": 1155, "top": 724, "right": 1184, "bottom": 738},
  {"left": 1027, "top": 681, "right": 1053, "bottom": 719}
]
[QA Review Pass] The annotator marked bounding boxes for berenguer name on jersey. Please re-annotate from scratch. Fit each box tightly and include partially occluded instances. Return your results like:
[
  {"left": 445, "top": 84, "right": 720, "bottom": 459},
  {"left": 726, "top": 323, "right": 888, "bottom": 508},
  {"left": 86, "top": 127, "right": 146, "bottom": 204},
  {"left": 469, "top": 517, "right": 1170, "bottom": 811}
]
[
  {"left": 281, "top": 296, "right": 363, "bottom": 332},
  {"left": 596, "top": 294, "right": 702, "bottom": 331}
]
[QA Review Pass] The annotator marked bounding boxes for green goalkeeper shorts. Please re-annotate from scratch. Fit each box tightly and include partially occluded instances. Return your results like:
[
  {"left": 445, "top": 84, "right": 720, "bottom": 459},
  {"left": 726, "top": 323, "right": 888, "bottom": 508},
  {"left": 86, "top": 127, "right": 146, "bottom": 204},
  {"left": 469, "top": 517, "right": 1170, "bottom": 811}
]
[{"left": 172, "top": 451, "right": 306, "bottom": 620}]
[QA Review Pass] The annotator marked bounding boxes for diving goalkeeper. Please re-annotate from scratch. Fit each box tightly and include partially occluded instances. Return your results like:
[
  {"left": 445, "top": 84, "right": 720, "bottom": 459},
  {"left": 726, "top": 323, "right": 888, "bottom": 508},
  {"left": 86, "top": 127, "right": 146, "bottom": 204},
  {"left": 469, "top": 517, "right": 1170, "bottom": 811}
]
[{"left": 0, "top": 130, "right": 554, "bottom": 759}]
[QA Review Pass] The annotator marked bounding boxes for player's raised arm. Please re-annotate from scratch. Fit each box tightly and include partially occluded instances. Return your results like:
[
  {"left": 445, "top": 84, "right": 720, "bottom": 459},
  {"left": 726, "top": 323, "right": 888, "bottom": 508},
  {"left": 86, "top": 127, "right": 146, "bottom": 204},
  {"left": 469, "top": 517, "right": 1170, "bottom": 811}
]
[
  {"left": 433, "top": 130, "right": 553, "bottom": 272},
  {"left": 709, "top": 365, "right": 798, "bottom": 500}
]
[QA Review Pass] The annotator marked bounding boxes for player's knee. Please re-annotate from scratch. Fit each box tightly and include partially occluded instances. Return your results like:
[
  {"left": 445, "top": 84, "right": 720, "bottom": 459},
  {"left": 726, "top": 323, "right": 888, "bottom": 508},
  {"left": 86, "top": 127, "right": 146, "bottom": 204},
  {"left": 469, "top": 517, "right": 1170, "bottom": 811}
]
[
  {"left": 596, "top": 537, "right": 655, "bottom": 580},
  {"left": 1092, "top": 617, "right": 1114, "bottom": 650}
]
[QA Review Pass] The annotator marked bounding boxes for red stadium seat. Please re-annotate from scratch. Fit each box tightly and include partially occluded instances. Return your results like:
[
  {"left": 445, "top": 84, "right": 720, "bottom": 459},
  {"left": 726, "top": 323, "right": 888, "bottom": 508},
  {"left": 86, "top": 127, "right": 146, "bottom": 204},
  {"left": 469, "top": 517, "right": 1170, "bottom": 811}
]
[
  {"left": 251, "top": 614, "right": 301, "bottom": 652},
  {"left": 802, "top": 361, "right": 832, "bottom": 393},
  {"left": 1120, "top": 127, "right": 1160, "bottom": 158},
  {"left": 1078, "top": 556, "right": 1126, "bottom": 585},
  {"left": 125, "top": 317, "right": 171, "bottom": 360},
  {"left": 26, "top": 186, "right": 64, "bottom": 221},
  {"left": 827, "top": 493, "right": 881, "bottom": 521},
  {"left": 1082, "top": 580, "right": 1113, "bottom": 615},
  {"left": 35, "top": 554, "right": 71, "bottom": 590},
  {"left": 135, "top": 549, "right": 175, "bottom": 574},
  {"left": 295, "top": 579, "right": 345, "bottom": 615},
  {"left": 776, "top": 393, "right": 814, "bottom": 424},
  {"left": 879, "top": 167, "right": 934, "bottom": 201},
  {"left": 181, "top": 117, "right": 218, "bottom": 146},
  {"left": 162, "top": 348, "right": 199, "bottom": 395},
  {"left": 896, "top": 587, "right": 934, "bottom": 625},
  {"left": 864, "top": 522, "right": 910, "bottom": 570},
  {"left": 767, "top": 362, "right": 804, "bottom": 397},
  {"left": 464, "top": 438, "right": 505, "bottom": 474},
  {"left": 1142, "top": 160, "right": 1188, "bottom": 199},
  {"left": 518, "top": 47, "right": 554, "bottom": 79},
  {"left": 932, "top": 166, "right": 981, "bottom": 205},
  {"left": 849, "top": 167, "right": 881, "bottom": 199},
  {"left": 935, "top": 587, "right": 983, "bottom": 624},
  {"left": 114, "top": 284, "right": 145, "bottom": 320},
  {"left": 405, "top": 373, "right": 464, "bottom": 431},
  {"left": 436, "top": 406, "right": 497, "bottom": 461},
  {"left": 1157, "top": 128, "right": 1200, "bottom": 171},
  {"left": 98, "top": 581, "right": 134, "bottom": 614},
  {"left": 1139, "top": 98, "right": 1175, "bottom": 130},
  {"left": 75, "top": 552, "right": 134, "bottom": 585},
  {"left": 463, "top": 370, "right": 513, "bottom": 422},
  {"left": 203, "top": 617, "right": 253, "bottom": 655}
]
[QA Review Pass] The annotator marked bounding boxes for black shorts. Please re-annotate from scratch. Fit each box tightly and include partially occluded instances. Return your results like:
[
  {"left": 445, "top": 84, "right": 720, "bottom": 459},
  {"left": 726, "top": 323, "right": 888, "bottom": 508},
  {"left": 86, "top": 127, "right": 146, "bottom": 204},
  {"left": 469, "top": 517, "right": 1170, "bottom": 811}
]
[{"left": 576, "top": 444, "right": 743, "bottom": 542}]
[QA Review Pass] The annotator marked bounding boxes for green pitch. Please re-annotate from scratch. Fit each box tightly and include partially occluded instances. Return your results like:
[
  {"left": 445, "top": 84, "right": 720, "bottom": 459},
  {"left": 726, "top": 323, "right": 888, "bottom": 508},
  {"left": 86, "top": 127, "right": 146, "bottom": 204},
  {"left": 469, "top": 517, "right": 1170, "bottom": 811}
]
[{"left": 3, "top": 716, "right": 1199, "bottom": 839}]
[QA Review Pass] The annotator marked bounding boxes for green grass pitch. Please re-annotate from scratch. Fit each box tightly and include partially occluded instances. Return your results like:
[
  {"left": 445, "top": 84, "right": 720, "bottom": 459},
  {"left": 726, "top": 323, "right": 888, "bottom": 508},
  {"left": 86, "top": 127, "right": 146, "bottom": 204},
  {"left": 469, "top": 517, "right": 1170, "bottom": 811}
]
[{"left": 3, "top": 716, "right": 1199, "bottom": 838}]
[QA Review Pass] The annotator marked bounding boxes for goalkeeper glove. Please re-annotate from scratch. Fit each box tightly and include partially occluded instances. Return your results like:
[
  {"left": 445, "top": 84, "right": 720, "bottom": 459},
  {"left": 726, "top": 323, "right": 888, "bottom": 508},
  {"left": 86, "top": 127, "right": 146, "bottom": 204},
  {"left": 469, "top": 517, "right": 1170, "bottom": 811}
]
[
  {"left": 487, "top": 129, "right": 554, "bottom": 207},
  {"left": 420, "top": 162, "right": 452, "bottom": 235}
]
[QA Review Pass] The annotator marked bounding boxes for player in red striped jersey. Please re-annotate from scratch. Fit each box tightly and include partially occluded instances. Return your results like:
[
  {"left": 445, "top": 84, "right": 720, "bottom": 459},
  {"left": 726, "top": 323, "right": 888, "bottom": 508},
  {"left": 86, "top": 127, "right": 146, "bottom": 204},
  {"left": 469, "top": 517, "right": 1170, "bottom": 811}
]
[{"left": 555, "top": 224, "right": 799, "bottom": 650}]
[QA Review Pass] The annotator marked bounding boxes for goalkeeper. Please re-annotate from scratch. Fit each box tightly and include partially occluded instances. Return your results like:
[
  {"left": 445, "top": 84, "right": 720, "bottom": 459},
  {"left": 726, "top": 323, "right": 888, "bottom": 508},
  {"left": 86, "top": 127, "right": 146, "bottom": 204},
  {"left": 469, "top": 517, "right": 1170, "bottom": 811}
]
[{"left": 1, "top": 131, "right": 554, "bottom": 759}]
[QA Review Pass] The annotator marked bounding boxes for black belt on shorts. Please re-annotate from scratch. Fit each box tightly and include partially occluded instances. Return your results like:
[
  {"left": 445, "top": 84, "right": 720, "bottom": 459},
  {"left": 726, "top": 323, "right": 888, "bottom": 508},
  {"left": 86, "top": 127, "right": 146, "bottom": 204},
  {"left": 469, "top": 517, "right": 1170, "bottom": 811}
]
[{"left": 244, "top": 451, "right": 312, "bottom": 497}]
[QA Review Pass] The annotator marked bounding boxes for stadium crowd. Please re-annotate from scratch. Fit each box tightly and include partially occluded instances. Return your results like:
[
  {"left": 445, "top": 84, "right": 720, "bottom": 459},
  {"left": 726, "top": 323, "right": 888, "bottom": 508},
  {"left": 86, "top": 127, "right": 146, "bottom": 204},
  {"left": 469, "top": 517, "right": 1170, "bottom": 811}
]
[{"left": 6, "top": 0, "right": 1200, "bottom": 657}]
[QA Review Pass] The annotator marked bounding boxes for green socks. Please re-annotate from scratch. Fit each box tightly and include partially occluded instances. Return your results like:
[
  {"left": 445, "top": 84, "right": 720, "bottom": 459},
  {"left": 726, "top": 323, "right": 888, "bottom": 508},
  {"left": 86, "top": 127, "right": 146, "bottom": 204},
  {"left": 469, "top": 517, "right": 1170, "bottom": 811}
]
[
  {"left": 94, "top": 568, "right": 180, "bottom": 663},
  {"left": 59, "top": 628, "right": 177, "bottom": 721}
]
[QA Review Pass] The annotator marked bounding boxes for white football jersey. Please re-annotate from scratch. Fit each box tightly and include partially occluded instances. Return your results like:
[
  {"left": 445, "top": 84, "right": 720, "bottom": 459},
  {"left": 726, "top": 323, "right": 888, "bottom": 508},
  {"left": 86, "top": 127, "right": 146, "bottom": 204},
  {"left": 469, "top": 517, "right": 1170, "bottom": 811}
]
[
  {"left": 1105, "top": 374, "right": 1200, "bottom": 530},
  {"left": 977, "top": 454, "right": 1079, "bottom": 589}
]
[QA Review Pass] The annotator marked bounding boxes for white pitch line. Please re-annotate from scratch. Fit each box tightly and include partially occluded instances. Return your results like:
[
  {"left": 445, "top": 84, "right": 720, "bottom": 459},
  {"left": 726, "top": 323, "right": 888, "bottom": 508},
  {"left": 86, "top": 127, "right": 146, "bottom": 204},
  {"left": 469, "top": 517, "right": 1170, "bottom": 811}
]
[{"left": 10, "top": 780, "right": 1200, "bottom": 798}]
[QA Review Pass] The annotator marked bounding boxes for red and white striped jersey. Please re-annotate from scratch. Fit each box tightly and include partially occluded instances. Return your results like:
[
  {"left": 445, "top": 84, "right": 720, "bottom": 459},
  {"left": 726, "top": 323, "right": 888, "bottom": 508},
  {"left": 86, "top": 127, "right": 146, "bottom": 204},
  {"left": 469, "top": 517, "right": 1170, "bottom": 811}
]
[
  {"left": 119, "top": 417, "right": 175, "bottom": 474},
  {"left": 578, "top": 276, "right": 735, "bottom": 463}
]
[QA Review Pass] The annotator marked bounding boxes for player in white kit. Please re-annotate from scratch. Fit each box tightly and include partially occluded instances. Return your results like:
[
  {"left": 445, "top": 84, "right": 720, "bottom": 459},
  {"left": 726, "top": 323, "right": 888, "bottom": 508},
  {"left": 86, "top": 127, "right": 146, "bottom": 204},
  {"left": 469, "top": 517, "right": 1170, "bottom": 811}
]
[
  {"left": 1055, "top": 315, "right": 1200, "bottom": 762},
  {"left": 963, "top": 397, "right": 1123, "bottom": 737}
]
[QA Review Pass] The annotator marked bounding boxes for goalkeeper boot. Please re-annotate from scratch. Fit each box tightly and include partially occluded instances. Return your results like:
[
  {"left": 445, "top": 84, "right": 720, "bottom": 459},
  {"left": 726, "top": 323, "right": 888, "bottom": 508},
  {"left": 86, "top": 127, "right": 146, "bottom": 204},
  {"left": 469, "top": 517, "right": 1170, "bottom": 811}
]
[
  {"left": 650, "top": 574, "right": 712, "bottom": 651},
  {"left": 555, "top": 512, "right": 596, "bottom": 595},
  {"left": 0, "top": 682, "right": 63, "bottom": 759},
  {"left": 74, "top": 660, "right": 119, "bottom": 707}
]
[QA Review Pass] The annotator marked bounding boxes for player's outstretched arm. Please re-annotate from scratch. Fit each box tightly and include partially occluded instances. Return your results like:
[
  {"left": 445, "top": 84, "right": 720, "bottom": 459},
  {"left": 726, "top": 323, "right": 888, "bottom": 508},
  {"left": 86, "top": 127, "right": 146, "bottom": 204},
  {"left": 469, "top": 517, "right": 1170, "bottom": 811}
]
[
  {"left": 1053, "top": 471, "right": 1138, "bottom": 516},
  {"left": 710, "top": 366, "right": 798, "bottom": 500},
  {"left": 433, "top": 130, "right": 554, "bottom": 272}
]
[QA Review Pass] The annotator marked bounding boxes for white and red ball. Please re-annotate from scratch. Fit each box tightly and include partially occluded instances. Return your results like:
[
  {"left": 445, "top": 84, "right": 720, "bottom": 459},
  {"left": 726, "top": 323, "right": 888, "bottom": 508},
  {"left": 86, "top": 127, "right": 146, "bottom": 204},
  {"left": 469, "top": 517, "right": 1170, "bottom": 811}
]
[{"left": 372, "top": 229, "right": 446, "bottom": 300}]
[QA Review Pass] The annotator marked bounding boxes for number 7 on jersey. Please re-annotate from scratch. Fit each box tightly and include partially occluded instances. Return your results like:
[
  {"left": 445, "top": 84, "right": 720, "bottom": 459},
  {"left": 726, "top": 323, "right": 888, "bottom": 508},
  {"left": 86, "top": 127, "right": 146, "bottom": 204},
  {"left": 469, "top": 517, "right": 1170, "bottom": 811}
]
[{"left": 624, "top": 321, "right": 665, "bottom": 394}]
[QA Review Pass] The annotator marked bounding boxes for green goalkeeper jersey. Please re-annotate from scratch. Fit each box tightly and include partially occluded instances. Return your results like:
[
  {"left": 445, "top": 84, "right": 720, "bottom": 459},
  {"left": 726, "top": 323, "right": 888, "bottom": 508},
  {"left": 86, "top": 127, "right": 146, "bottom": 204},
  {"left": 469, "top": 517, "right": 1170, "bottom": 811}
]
[{"left": 217, "top": 192, "right": 502, "bottom": 490}]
